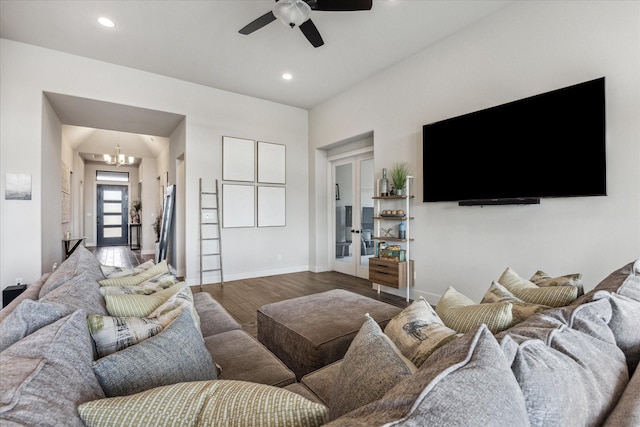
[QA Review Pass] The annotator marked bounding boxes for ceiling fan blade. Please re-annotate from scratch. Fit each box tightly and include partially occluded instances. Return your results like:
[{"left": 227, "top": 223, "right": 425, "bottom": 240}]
[
  {"left": 239, "top": 11, "right": 277, "bottom": 35},
  {"left": 299, "top": 19, "right": 324, "bottom": 47},
  {"left": 306, "top": 0, "right": 372, "bottom": 11}
]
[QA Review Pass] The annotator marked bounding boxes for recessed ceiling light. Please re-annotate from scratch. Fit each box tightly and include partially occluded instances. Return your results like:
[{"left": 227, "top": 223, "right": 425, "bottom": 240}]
[
  {"left": 282, "top": 73, "right": 293, "bottom": 80},
  {"left": 98, "top": 17, "right": 115, "bottom": 28}
]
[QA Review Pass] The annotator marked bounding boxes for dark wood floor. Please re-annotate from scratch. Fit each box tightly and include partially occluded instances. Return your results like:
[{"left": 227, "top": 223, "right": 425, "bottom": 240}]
[{"left": 90, "top": 245, "right": 411, "bottom": 337}]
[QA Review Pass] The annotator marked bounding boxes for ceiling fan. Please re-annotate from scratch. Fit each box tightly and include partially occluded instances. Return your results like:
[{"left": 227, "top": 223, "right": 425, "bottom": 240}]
[{"left": 239, "top": 0, "right": 373, "bottom": 48}]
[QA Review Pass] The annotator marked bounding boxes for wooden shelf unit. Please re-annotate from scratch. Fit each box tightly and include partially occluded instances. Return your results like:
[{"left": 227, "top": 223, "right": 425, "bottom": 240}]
[{"left": 369, "top": 258, "right": 414, "bottom": 289}]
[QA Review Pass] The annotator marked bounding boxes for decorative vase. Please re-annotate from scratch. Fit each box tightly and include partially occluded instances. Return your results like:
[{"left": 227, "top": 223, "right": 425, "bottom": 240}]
[{"left": 380, "top": 168, "right": 389, "bottom": 196}]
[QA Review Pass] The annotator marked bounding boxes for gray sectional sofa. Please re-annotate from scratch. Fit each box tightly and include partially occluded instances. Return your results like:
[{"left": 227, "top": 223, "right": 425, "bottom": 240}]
[{"left": 1, "top": 245, "right": 639, "bottom": 426}]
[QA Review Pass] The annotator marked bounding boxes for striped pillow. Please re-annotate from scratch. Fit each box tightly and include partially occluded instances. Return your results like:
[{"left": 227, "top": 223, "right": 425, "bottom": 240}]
[
  {"left": 98, "top": 260, "right": 169, "bottom": 287},
  {"left": 481, "top": 281, "right": 550, "bottom": 325},
  {"left": 78, "top": 380, "right": 328, "bottom": 427},
  {"left": 530, "top": 270, "right": 584, "bottom": 296},
  {"left": 104, "top": 284, "right": 182, "bottom": 317},
  {"left": 499, "top": 267, "right": 579, "bottom": 307},
  {"left": 435, "top": 286, "right": 512, "bottom": 334}
]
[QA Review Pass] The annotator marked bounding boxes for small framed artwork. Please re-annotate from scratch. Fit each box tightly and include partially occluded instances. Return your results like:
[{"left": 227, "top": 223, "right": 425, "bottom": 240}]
[
  {"left": 5, "top": 173, "right": 32, "bottom": 200},
  {"left": 258, "top": 186, "right": 286, "bottom": 227},
  {"left": 258, "top": 141, "right": 286, "bottom": 184},
  {"left": 222, "top": 184, "right": 255, "bottom": 228},
  {"left": 223, "top": 136, "right": 255, "bottom": 182}
]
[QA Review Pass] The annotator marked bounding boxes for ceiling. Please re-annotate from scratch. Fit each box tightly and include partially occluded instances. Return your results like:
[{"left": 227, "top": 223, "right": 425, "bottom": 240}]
[{"left": 0, "top": 0, "right": 513, "bottom": 110}]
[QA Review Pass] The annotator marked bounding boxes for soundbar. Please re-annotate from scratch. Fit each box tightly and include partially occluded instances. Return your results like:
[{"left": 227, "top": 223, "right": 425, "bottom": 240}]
[{"left": 458, "top": 198, "right": 540, "bottom": 206}]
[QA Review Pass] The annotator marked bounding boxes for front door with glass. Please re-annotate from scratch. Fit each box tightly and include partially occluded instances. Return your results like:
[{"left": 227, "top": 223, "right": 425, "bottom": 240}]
[{"left": 97, "top": 184, "right": 129, "bottom": 246}]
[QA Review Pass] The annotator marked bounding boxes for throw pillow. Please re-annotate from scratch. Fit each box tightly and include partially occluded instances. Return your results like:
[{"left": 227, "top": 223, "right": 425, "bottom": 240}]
[
  {"left": 100, "top": 259, "right": 155, "bottom": 278},
  {"left": 92, "top": 309, "right": 216, "bottom": 397},
  {"left": 87, "top": 314, "right": 164, "bottom": 358},
  {"left": 0, "top": 299, "right": 66, "bottom": 352},
  {"left": 481, "top": 281, "right": 550, "bottom": 326},
  {"left": 498, "top": 267, "right": 579, "bottom": 307},
  {"left": 324, "top": 325, "right": 529, "bottom": 426},
  {"left": 78, "top": 380, "right": 328, "bottom": 427},
  {"left": 435, "top": 286, "right": 513, "bottom": 334},
  {"left": 98, "top": 260, "right": 169, "bottom": 287},
  {"left": 39, "top": 271, "right": 108, "bottom": 316},
  {"left": 530, "top": 269, "right": 584, "bottom": 296},
  {"left": 146, "top": 283, "right": 200, "bottom": 330},
  {"left": 384, "top": 296, "right": 459, "bottom": 367},
  {"left": 99, "top": 272, "right": 178, "bottom": 295},
  {"left": 329, "top": 314, "right": 417, "bottom": 420},
  {"left": 104, "top": 283, "right": 181, "bottom": 317},
  {"left": 0, "top": 310, "right": 105, "bottom": 427}
]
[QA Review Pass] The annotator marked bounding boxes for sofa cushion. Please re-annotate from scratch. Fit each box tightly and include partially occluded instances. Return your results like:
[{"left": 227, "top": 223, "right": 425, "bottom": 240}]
[
  {"left": 384, "top": 296, "right": 459, "bottom": 367},
  {"left": 104, "top": 283, "right": 181, "bottom": 317},
  {"left": 435, "top": 286, "right": 513, "bottom": 334},
  {"left": 498, "top": 267, "right": 579, "bottom": 307},
  {"left": 329, "top": 314, "right": 416, "bottom": 420},
  {"left": 1, "top": 272, "right": 108, "bottom": 352},
  {"left": 78, "top": 380, "right": 328, "bottom": 427},
  {"left": 204, "top": 329, "right": 296, "bottom": 387},
  {"left": 498, "top": 299, "right": 629, "bottom": 426},
  {"left": 604, "top": 364, "right": 640, "bottom": 427},
  {"left": 325, "top": 325, "right": 528, "bottom": 426},
  {"left": 92, "top": 309, "right": 216, "bottom": 397},
  {"left": 300, "top": 361, "right": 343, "bottom": 407},
  {"left": 38, "top": 245, "right": 104, "bottom": 298},
  {"left": 592, "top": 290, "right": 640, "bottom": 374},
  {"left": 147, "top": 284, "right": 200, "bottom": 331},
  {"left": 87, "top": 314, "right": 164, "bottom": 358},
  {"left": 40, "top": 271, "right": 108, "bottom": 315},
  {"left": 0, "top": 310, "right": 105, "bottom": 427},
  {"left": 0, "top": 272, "right": 50, "bottom": 323},
  {"left": 98, "top": 260, "right": 169, "bottom": 287},
  {"left": 530, "top": 269, "right": 584, "bottom": 296},
  {"left": 192, "top": 291, "right": 242, "bottom": 336},
  {"left": 481, "top": 281, "right": 550, "bottom": 326}
]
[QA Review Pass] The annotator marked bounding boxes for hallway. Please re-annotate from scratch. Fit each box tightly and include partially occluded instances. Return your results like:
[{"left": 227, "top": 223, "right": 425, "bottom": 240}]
[{"left": 88, "top": 245, "right": 153, "bottom": 268}]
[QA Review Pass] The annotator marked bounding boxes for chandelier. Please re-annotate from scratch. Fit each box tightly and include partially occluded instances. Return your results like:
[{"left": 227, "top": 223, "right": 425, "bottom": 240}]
[{"left": 104, "top": 145, "right": 134, "bottom": 167}]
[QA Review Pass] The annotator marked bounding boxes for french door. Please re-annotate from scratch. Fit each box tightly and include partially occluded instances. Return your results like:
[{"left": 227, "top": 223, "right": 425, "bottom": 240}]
[
  {"left": 331, "top": 154, "right": 374, "bottom": 279},
  {"left": 97, "top": 184, "right": 129, "bottom": 246}
]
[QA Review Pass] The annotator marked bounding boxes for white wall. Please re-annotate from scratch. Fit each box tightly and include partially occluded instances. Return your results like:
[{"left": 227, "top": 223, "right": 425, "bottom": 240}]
[
  {"left": 309, "top": 1, "right": 640, "bottom": 303},
  {"left": 0, "top": 39, "right": 309, "bottom": 295}
]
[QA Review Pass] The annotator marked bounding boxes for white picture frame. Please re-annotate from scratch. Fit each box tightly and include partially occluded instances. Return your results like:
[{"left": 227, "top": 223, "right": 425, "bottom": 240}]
[
  {"left": 258, "top": 141, "right": 286, "bottom": 184},
  {"left": 223, "top": 184, "right": 255, "bottom": 228},
  {"left": 258, "top": 186, "right": 286, "bottom": 227},
  {"left": 223, "top": 136, "right": 255, "bottom": 182}
]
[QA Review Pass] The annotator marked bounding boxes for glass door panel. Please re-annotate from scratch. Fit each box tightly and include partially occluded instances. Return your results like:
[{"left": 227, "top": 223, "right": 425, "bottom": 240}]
[{"left": 97, "top": 184, "right": 128, "bottom": 246}]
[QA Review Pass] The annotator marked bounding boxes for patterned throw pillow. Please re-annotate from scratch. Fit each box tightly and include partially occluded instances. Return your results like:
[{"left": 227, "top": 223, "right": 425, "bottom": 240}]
[
  {"left": 147, "top": 284, "right": 200, "bottom": 330},
  {"left": 98, "top": 260, "right": 169, "bottom": 287},
  {"left": 78, "top": 380, "right": 328, "bottom": 427},
  {"left": 87, "top": 314, "right": 163, "bottom": 358},
  {"left": 104, "top": 283, "right": 182, "bottom": 317},
  {"left": 499, "top": 267, "right": 579, "bottom": 307},
  {"left": 100, "top": 259, "right": 155, "bottom": 279},
  {"left": 384, "top": 297, "right": 459, "bottom": 367},
  {"left": 481, "top": 281, "right": 550, "bottom": 326},
  {"left": 329, "top": 314, "right": 416, "bottom": 420},
  {"left": 435, "top": 286, "right": 513, "bottom": 334},
  {"left": 530, "top": 270, "right": 584, "bottom": 296},
  {"left": 99, "top": 272, "right": 179, "bottom": 296}
]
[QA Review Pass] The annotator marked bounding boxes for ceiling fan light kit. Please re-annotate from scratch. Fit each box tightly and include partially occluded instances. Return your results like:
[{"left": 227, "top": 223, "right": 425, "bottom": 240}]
[
  {"left": 274, "top": 0, "right": 311, "bottom": 28},
  {"left": 239, "top": 0, "right": 372, "bottom": 48}
]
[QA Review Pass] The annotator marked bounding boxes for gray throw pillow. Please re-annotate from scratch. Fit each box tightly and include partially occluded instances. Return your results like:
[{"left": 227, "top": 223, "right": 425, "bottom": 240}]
[
  {"left": 0, "top": 310, "right": 105, "bottom": 427},
  {"left": 0, "top": 299, "right": 67, "bottom": 352},
  {"left": 325, "top": 325, "right": 529, "bottom": 426},
  {"left": 329, "top": 314, "right": 416, "bottom": 420},
  {"left": 92, "top": 309, "right": 217, "bottom": 397}
]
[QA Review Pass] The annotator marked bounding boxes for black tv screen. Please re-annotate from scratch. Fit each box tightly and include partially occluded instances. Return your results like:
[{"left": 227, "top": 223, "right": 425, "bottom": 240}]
[{"left": 422, "top": 77, "right": 606, "bottom": 204}]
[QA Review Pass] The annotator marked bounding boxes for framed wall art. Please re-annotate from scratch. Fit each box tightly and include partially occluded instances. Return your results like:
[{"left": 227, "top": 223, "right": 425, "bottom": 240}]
[
  {"left": 222, "top": 184, "right": 255, "bottom": 228},
  {"left": 257, "top": 141, "right": 286, "bottom": 184},
  {"left": 257, "top": 186, "right": 285, "bottom": 227},
  {"left": 223, "top": 136, "right": 255, "bottom": 182}
]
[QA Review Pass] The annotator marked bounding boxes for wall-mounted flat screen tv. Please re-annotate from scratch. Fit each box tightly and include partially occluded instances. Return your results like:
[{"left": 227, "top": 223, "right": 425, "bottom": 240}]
[{"left": 422, "top": 77, "right": 606, "bottom": 205}]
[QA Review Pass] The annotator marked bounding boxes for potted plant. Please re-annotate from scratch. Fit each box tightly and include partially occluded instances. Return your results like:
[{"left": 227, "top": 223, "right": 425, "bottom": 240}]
[
  {"left": 391, "top": 162, "right": 411, "bottom": 195},
  {"left": 132, "top": 199, "right": 142, "bottom": 223}
]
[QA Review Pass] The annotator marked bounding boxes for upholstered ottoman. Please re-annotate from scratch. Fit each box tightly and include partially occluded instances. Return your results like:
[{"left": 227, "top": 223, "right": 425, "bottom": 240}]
[{"left": 257, "top": 289, "right": 402, "bottom": 379}]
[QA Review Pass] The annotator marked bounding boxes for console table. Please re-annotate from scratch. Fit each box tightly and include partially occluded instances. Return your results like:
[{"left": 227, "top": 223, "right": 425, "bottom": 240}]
[
  {"left": 129, "top": 223, "right": 141, "bottom": 250},
  {"left": 62, "top": 236, "right": 86, "bottom": 259}
]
